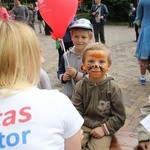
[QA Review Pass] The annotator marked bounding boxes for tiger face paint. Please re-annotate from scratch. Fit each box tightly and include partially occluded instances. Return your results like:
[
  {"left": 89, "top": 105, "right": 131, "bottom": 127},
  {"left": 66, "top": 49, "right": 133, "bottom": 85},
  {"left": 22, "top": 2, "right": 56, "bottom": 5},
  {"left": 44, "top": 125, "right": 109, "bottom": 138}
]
[{"left": 82, "top": 50, "right": 111, "bottom": 81}]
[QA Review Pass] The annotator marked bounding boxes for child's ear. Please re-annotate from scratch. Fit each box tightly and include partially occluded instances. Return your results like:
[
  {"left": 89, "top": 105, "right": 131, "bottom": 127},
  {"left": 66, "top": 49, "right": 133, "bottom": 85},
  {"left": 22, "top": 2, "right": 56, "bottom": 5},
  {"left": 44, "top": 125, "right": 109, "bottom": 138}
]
[
  {"left": 81, "top": 64, "right": 86, "bottom": 71},
  {"left": 108, "top": 62, "right": 112, "bottom": 68},
  {"left": 106, "top": 63, "right": 111, "bottom": 71}
]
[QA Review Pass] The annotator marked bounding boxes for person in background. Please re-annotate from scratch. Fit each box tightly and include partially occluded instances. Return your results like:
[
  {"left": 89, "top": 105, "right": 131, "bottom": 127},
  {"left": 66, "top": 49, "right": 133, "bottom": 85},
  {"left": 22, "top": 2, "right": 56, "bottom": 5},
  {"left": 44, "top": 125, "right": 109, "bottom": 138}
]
[
  {"left": 72, "top": 42, "right": 126, "bottom": 150},
  {"left": 7, "top": 3, "right": 14, "bottom": 20},
  {"left": 37, "top": 9, "right": 45, "bottom": 33},
  {"left": 36, "top": 1, "right": 45, "bottom": 33},
  {"left": 12, "top": 0, "right": 28, "bottom": 23},
  {"left": 133, "top": 4, "right": 139, "bottom": 42},
  {"left": 135, "top": 0, "right": 150, "bottom": 85},
  {"left": 90, "top": 0, "right": 108, "bottom": 44},
  {"left": 136, "top": 100, "right": 150, "bottom": 150},
  {"left": 38, "top": 68, "right": 52, "bottom": 90},
  {"left": 0, "top": 0, "right": 9, "bottom": 20},
  {"left": 57, "top": 18, "right": 93, "bottom": 99},
  {"left": 0, "top": 20, "right": 84, "bottom": 150},
  {"left": 38, "top": 57, "right": 52, "bottom": 90},
  {"left": 128, "top": 3, "right": 135, "bottom": 28},
  {"left": 27, "top": 4, "right": 35, "bottom": 29}
]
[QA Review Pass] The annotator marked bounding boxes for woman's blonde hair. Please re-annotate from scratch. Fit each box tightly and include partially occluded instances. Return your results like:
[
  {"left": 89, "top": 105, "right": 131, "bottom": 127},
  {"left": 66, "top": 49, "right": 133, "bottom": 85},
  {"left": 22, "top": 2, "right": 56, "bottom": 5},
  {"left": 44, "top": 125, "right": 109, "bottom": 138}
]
[{"left": 0, "top": 20, "right": 41, "bottom": 97}]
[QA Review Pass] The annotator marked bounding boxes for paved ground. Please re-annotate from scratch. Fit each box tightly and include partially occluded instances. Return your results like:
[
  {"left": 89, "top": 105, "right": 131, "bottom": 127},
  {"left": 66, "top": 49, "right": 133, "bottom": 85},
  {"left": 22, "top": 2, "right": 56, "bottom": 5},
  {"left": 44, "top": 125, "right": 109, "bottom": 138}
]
[{"left": 35, "top": 23, "right": 150, "bottom": 133}]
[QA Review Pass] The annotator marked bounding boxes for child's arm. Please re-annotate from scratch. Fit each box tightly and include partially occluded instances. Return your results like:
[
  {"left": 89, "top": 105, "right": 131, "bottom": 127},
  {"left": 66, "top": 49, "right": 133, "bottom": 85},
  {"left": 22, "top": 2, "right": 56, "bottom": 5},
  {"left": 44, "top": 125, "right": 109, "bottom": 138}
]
[
  {"left": 90, "top": 127, "right": 105, "bottom": 139},
  {"left": 138, "top": 141, "right": 150, "bottom": 150},
  {"left": 103, "top": 83, "right": 126, "bottom": 135},
  {"left": 57, "top": 55, "right": 71, "bottom": 84},
  {"left": 66, "top": 66, "right": 77, "bottom": 78},
  {"left": 66, "top": 67, "right": 84, "bottom": 81},
  {"left": 91, "top": 124, "right": 112, "bottom": 138},
  {"left": 65, "top": 130, "right": 83, "bottom": 150}
]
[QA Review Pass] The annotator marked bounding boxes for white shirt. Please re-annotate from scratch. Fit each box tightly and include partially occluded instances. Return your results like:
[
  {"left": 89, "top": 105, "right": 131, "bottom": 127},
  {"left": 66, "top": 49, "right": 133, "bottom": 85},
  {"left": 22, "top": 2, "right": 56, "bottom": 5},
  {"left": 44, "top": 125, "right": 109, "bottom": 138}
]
[{"left": 0, "top": 88, "right": 83, "bottom": 149}]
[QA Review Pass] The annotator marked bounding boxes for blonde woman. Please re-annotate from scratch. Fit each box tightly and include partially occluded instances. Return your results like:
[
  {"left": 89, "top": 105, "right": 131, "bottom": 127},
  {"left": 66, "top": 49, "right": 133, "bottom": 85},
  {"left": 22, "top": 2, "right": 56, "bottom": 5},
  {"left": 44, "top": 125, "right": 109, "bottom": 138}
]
[{"left": 0, "top": 20, "right": 83, "bottom": 150}]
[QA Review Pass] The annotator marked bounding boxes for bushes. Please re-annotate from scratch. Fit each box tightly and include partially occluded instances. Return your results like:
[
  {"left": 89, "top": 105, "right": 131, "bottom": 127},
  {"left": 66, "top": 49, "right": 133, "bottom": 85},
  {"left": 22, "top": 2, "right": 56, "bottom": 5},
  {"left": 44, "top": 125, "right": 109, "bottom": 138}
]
[{"left": 104, "top": 0, "right": 130, "bottom": 21}]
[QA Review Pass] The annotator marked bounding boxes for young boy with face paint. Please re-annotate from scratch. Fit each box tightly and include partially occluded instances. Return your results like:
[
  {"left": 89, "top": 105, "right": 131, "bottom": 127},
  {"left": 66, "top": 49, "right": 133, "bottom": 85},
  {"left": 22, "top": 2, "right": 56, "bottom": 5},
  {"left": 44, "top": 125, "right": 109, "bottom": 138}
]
[
  {"left": 72, "top": 43, "right": 126, "bottom": 150},
  {"left": 57, "top": 18, "right": 93, "bottom": 99}
]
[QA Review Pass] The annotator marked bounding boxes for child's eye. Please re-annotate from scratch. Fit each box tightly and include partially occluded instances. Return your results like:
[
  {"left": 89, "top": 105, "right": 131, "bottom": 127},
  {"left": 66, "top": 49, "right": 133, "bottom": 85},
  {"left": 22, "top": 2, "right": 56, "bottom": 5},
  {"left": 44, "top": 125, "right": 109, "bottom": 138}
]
[
  {"left": 88, "top": 60, "right": 94, "bottom": 63},
  {"left": 82, "top": 36, "right": 87, "bottom": 39},
  {"left": 99, "top": 60, "right": 105, "bottom": 63}
]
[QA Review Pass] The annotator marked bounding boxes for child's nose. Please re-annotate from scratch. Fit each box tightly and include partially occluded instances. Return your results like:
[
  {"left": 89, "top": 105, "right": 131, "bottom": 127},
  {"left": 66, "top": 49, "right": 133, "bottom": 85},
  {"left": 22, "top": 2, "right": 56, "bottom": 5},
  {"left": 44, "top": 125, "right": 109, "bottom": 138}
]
[
  {"left": 78, "top": 37, "right": 82, "bottom": 42},
  {"left": 94, "top": 61, "right": 100, "bottom": 67},
  {"left": 94, "top": 65, "right": 99, "bottom": 68}
]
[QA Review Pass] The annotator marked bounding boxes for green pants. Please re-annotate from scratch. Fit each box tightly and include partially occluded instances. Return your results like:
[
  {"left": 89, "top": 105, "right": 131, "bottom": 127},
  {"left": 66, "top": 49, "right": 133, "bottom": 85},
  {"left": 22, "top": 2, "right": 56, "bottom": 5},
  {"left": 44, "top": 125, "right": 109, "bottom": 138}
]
[{"left": 82, "top": 126, "right": 112, "bottom": 150}]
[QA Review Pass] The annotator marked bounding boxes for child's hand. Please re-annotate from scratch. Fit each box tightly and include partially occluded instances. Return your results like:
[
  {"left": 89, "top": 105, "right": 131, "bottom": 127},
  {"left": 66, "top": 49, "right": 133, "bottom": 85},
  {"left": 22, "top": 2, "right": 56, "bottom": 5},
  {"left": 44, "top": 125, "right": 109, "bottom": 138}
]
[
  {"left": 90, "top": 127, "right": 105, "bottom": 139},
  {"left": 63, "top": 72, "right": 71, "bottom": 81},
  {"left": 66, "top": 67, "right": 77, "bottom": 78},
  {"left": 138, "top": 141, "right": 150, "bottom": 150}
]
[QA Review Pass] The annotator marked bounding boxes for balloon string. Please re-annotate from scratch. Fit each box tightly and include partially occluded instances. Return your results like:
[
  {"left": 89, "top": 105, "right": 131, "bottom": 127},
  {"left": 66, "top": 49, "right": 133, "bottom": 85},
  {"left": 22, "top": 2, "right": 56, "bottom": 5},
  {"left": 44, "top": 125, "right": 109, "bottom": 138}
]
[
  {"left": 60, "top": 39, "right": 75, "bottom": 87},
  {"left": 60, "top": 39, "right": 70, "bottom": 66}
]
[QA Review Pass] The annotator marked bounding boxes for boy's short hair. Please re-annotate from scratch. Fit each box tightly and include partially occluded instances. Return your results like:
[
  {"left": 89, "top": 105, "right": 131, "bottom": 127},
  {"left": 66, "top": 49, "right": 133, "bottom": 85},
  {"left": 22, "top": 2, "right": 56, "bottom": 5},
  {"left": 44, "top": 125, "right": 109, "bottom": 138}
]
[
  {"left": 69, "top": 18, "right": 93, "bottom": 31},
  {"left": 82, "top": 43, "right": 112, "bottom": 65}
]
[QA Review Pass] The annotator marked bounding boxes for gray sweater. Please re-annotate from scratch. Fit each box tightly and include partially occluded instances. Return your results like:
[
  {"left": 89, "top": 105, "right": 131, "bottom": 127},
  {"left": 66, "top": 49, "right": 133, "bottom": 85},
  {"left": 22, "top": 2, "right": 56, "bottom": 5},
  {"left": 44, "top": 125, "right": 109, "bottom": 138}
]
[
  {"left": 57, "top": 47, "right": 84, "bottom": 99},
  {"left": 38, "top": 68, "right": 52, "bottom": 90}
]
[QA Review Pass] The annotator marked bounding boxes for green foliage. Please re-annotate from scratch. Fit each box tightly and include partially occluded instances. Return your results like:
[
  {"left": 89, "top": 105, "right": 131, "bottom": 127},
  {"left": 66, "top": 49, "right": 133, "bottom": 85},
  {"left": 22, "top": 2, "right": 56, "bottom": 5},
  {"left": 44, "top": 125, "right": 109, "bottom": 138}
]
[
  {"left": 104, "top": 0, "right": 130, "bottom": 21},
  {"left": 77, "top": 12, "right": 90, "bottom": 19}
]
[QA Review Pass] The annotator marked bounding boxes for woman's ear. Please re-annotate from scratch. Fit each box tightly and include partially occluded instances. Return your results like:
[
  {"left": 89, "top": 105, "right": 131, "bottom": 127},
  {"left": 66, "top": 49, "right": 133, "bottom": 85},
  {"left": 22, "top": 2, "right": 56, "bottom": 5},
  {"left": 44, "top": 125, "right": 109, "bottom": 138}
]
[{"left": 41, "top": 57, "right": 45, "bottom": 64}]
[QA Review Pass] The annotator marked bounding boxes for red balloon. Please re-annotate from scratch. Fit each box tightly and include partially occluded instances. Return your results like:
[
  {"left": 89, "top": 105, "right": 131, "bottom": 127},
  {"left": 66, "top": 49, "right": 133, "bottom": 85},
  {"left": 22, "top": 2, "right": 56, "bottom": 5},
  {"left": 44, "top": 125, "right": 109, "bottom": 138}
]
[{"left": 38, "top": 0, "right": 78, "bottom": 39}]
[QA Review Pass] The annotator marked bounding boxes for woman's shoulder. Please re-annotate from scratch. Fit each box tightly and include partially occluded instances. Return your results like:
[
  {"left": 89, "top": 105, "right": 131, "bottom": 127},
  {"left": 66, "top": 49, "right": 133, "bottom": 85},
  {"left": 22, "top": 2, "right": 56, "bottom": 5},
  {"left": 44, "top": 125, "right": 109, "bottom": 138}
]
[
  {"left": 22, "top": 88, "right": 65, "bottom": 100},
  {"left": 23, "top": 88, "right": 71, "bottom": 108},
  {"left": 35, "top": 88, "right": 65, "bottom": 98}
]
